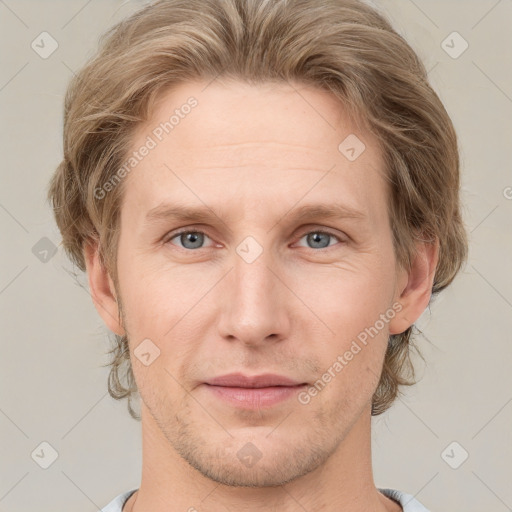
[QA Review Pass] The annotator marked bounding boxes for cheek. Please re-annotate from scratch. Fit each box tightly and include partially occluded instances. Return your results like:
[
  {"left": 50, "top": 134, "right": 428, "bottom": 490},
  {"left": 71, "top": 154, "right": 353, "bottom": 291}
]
[
  {"left": 118, "top": 250, "right": 395, "bottom": 340},
  {"left": 117, "top": 250, "right": 197, "bottom": 337},
  {"left": 292, "top": 255, "right": 395, "bottom": 396},
  {"left": 299, "top": 271, "right": 392, "bottom": 416},
  {"left": 117, "top": 258, "right": 214, "bottom": 387},
  {"left": 294, "top": 257, "right": 395, "bottom": 333}
]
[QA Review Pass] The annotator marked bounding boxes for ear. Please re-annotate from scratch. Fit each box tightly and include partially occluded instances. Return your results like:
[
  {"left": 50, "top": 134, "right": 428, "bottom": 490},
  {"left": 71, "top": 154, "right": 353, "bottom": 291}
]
[
  {"left": 389, "top": 237, "right": 439, "bottom": 335},
  {"left": 83, "top": 239, "right": 125, "bottom": 336}
]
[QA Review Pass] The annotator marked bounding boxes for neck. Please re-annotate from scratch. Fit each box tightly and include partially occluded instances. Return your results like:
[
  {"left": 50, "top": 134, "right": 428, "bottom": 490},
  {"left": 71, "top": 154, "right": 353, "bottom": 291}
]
[{"left": 124, "top": 403, "right": 401, "bottom": 512}]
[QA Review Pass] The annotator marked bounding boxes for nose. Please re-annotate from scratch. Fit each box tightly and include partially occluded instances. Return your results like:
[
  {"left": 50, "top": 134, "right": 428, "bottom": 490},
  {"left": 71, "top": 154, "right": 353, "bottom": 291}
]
[{"left": 216, "top": 243, "right": 291, "bottom": 347}]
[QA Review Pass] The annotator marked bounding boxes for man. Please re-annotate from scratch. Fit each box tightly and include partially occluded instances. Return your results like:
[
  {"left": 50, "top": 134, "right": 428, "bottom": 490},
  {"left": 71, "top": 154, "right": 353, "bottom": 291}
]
[{"left": 47, "top": 0, "right": 467, "bottom": 510}]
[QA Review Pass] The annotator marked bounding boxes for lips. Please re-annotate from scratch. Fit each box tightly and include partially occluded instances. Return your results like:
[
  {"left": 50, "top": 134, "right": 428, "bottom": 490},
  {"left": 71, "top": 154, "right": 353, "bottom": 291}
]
[
  {"left": 203, "top": 373, "right": 307, "bottom": 408},
  {"left": 205, "top": 372, "right": 305, "bottom": 388}
]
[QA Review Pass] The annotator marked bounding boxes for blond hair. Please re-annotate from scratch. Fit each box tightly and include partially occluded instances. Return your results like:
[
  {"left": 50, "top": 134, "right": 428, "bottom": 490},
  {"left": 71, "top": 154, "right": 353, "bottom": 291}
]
[{"left": 48, "top": 0, "right": 468, "bottom": 419}]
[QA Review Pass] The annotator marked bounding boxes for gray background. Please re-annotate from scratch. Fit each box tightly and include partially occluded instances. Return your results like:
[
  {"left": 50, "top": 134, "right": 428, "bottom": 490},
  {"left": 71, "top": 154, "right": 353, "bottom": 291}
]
[{"left": 1, "top": 0, "right": 511, "bottom": 510}]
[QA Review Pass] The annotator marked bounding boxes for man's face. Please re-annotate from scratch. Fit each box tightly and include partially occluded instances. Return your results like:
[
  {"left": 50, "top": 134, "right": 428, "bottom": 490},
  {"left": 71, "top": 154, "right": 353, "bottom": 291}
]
[{"left": 114, "top": 79, "right": 402, "bottom": 486}]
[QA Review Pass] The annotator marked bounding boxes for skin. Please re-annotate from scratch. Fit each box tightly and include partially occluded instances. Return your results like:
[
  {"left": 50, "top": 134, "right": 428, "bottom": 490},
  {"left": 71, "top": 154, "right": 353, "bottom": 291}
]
[{"left": 85, "top": 79, "right": 438, "bottom": 512}]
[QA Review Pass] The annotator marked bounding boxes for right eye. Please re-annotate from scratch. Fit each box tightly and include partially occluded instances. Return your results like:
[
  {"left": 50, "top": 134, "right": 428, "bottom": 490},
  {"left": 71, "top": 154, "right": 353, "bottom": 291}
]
[{"left": 164, "top": 230, "right": 215, "bottom": 250}]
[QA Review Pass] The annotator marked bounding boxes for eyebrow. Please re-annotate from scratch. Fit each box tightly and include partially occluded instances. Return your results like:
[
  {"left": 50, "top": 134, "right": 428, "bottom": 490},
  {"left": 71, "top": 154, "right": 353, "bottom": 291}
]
[{"left": 144, "top": 202, "right": 366, "bottom": 228}]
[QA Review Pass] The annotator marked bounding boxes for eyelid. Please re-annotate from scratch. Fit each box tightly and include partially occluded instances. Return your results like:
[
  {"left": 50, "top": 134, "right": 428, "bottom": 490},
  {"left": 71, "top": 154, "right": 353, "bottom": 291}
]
[{"left": 295, "top": 225, "right": 346, "bottom": 240}]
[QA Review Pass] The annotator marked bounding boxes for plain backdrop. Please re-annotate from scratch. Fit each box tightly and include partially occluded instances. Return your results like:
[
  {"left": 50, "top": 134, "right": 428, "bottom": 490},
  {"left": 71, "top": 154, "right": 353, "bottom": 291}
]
[{"left": 1, "top": 0, "right": 511, "bottom": 510}]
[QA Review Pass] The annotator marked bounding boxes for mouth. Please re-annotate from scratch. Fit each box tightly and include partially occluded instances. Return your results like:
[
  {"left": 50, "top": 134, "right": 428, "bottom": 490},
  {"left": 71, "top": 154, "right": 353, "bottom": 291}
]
[{"left": 203, "top": 373, "right": 308, "bottom": 408}]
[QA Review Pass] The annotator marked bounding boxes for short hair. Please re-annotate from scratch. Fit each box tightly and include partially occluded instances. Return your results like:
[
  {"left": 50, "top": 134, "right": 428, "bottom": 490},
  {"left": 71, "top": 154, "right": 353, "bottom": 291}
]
[{"left": 47, "top": 0, "right": 468, "bottom": 420}]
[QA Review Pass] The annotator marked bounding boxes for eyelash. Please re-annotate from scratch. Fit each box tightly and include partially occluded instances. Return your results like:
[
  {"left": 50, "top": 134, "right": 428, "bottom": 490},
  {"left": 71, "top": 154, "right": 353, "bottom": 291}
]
[{"left": 163, "top": 228, "right": 345, "bottom": 251}]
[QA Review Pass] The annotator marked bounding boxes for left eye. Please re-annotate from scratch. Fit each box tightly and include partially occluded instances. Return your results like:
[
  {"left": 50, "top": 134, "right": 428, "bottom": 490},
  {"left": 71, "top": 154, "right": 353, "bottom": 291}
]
[
  {"left": 296, "top": 230, "right": 342, "bottom": 249},
  {"left": 165, "top": 230, "right": 342, "bottom": 250}
]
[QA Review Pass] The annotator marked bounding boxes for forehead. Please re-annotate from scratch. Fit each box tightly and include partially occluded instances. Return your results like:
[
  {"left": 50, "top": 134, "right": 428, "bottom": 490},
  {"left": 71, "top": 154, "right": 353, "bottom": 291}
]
[
  {"left": 122, "top": 79, "right": 387, "bottom": 221},
  {"left": 138, "top": 78, "right": 377, "bottom": 157}
]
